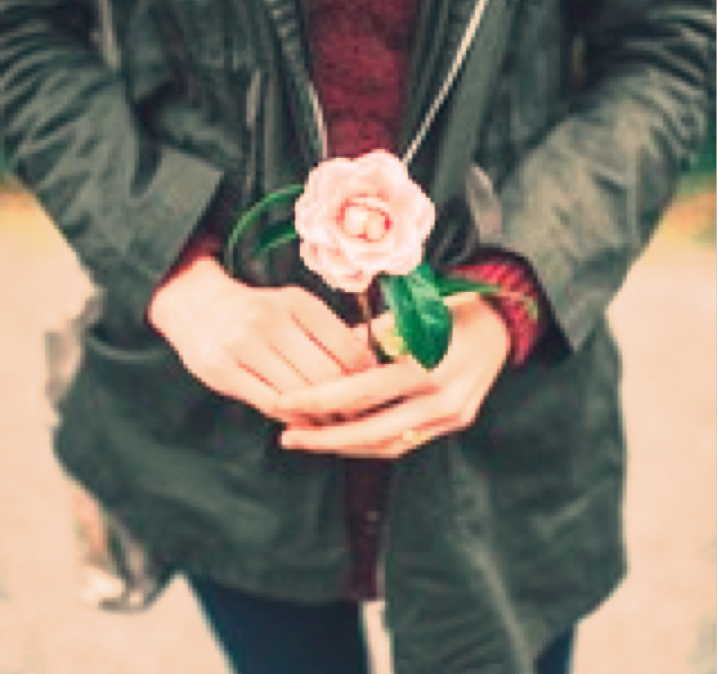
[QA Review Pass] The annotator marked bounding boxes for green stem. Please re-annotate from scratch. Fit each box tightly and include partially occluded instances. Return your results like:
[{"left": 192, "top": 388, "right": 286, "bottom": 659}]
[
  {"left": 223, "top": 184, "right": 305, "bottom": 275},
  {"left": 356, "top": 290, "right": 382, "bottom": 359}
]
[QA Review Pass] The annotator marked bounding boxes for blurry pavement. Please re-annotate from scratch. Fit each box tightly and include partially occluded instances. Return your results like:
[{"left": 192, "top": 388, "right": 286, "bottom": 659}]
[{"left": 0, "top": 189, "right": 714, "bottom": 674}]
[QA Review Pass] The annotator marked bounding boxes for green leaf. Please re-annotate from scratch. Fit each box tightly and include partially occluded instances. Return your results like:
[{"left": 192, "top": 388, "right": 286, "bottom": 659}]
[
  {"left": 434, "top": 274, "right": 539, "bottom": 320},
  {"left": 434, "top": 275, "right": 499, "bottom": 297},
  {"left": 380, "top": 264, "right": 452, "bottom": 370},
  {"left": 223, "top": 184, "right": 304, "bottom": 274},
  {"left": 253, "top": 219, "right": 299, "bottom": 257}
]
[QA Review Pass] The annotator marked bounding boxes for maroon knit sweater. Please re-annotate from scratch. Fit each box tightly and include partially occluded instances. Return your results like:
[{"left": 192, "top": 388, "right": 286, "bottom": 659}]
[
  {"left": 171, "top": 0, "right": 544, "bottom": 601},
  {"left": 303, "top": 0, "right": 543, "bottom": 599}
]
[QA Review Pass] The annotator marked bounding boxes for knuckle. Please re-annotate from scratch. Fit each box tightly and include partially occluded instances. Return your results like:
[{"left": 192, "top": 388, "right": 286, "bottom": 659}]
[
  {"left": 435, "top": 392, "right": 461, "bottom": 420},
  {"left": 384, "top": 445, "right": 403, "bottom": 459},
  {"left": 243, "top": 302, "right": 278, "bottom": 335},
  {"left": 451, "top": 410, "right": 472, "bottom": 431},
  {"left": 458, "top": 406, "right": 478, "bottom": 428},
  {"left": 447, "top": 387, "right": 470, "bottom": 415},
  {"left": 446, "top": 408, "right": 464, "bottom": 428},
  {"left": 442, "top": 408, "right": 464, "bottom": 429}
]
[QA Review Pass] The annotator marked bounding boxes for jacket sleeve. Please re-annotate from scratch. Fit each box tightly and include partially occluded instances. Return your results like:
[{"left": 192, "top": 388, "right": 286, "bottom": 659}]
[
  {"left": 476, "top": 0, "right": 715, "bottom": 352},
  {"left": 0, "top": 0, "right": 223, "bottom": 325}
]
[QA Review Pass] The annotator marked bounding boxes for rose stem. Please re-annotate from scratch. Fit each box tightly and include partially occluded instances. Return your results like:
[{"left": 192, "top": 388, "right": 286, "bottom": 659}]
[{"left": 356, "top": 290, "right": 382, "bottom": 359}]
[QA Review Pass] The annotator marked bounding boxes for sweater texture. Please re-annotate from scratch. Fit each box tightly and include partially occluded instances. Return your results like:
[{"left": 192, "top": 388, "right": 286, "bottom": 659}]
[{"left": 303, "top": 0, "right": 542, "bottom": 599}]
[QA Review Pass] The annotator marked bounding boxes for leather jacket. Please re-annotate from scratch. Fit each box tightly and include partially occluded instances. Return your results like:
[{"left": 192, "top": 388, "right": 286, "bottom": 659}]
[{"left": 0, "top": 1, "right": 713, "bottom": 671}]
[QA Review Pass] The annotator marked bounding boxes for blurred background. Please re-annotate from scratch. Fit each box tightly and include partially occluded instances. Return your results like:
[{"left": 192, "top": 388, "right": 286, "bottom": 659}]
[{"left": 0, "top": 123, "right": 715, "bottom": 674}]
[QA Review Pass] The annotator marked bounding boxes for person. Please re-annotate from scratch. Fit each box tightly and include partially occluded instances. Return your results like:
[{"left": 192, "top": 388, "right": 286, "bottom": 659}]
[{"left": 0, "top": 1, "right": 713, "bottom": 673}]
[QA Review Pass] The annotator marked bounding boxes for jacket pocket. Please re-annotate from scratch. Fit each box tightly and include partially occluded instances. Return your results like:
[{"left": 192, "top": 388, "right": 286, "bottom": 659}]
[{"left": 81, "top": 326, "right": 271, "bottom": 459}]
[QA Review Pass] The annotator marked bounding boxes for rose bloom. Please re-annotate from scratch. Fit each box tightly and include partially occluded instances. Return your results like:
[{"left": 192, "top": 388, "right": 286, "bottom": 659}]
[{"left": 295, "top": 150, "right": 435, "bottom": 293}]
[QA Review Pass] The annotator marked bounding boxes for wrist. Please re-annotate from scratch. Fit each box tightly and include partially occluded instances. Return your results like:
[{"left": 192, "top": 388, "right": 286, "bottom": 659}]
[
  {"left": 147, "top": 254, "right": 237, "bottom": 333},
  {"left": 465, "top": 293, "right": 511, "bottom": 365},
  {"left": 448, "top": 260, "right": 544, "bottom": 366},
  {"left": 484, "top": 298, "right": 511, "bottom": 362},
  {"left": 446, "top": 290, "right": 511, "bottom": 352}
]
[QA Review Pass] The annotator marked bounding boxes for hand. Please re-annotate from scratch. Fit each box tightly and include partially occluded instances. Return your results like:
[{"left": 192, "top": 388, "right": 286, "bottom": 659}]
[
  {"left": 147, "top": 255, "right": 376, "bottom": 423},
  {"left": 278, "top": 293, "right": 510, "bottom": 457}
]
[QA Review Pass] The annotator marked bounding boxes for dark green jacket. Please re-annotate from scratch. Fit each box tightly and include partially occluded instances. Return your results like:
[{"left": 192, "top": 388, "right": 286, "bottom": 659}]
[{"left": 1, "top": 0, "right": 714, "bottom": 671}]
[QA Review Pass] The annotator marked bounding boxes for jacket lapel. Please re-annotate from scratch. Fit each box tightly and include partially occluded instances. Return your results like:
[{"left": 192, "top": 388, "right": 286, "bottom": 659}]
[
  {"left": 261, "top": 0, "right": 306, "bottom": 74},
  {"left": 401, "top": 0, "right": 462, "bottom": 151},
  {"left": 260, "top": 0, "right": 327, "bottom": 160},
  {"left": 258, "top": 0, "right": 520, "bottom": 166},
  {"left": 399, "top": 0, "right": 521, "bottom": 163}
]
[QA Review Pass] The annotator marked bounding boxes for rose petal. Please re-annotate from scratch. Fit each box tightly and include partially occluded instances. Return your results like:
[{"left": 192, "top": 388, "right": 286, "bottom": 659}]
[
  {"left": 294, "top": 150, "right": 435, "bottom": 287},
  {"left": 300, "top": 242, "right": 373, "bottom": 293}
]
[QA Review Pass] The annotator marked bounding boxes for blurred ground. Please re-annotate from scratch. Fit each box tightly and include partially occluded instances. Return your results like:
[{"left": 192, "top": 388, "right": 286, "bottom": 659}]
[{"left": 0, "top": 187, "right": 714, "bottom": 674}]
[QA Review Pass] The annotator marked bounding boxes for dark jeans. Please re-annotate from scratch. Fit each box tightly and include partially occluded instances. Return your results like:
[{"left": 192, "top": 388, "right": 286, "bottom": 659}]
[{"left": 188, "top": 575, "right": 574, "bottom": 674}]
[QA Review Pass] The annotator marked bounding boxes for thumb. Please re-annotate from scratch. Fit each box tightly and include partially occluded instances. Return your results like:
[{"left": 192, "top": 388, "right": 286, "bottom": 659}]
[{"left": 352, "top": 311, "right": 406, "bottom": 360}]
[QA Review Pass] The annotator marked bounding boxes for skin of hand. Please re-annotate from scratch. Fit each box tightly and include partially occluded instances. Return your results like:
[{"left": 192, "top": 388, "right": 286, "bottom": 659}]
[
  {"left": 278, "top": 293, "right": 511, "bottom": 457},
  {"left": 147, "top": 254, "right": 377, "bottom": 424}
]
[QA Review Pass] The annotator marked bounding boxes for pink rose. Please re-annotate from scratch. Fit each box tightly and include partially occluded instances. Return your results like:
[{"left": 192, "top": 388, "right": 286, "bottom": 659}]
[{"left": 294, "top": 150, "right": 435, "bottom": 293}]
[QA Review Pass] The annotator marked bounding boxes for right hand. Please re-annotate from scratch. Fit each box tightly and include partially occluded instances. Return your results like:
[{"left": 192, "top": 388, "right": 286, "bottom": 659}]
[{"left": 147, "top": 255, "right": 376, "bottom": 423}]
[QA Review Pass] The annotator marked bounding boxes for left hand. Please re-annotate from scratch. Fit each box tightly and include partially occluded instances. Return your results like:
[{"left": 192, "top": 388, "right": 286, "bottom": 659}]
[{"left": 278, "top": 293, "right": 510, "bottom": 458}]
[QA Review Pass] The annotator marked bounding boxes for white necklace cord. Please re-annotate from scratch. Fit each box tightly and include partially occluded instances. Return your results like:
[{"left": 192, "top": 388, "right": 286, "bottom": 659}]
[
  {"left": 307, "top": 83, "right": 329, "bottom": 161},
  {"left": 96, "top": 0, "right": 121, "bottom": 71},
  {"left": 402, "top": 0, "right": 491, "bottom": 167}
]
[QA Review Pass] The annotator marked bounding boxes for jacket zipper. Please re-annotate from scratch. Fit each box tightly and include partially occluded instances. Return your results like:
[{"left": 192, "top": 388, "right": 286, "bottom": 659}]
[
  {"left": 304, "top": 0, "right": 491, "bottom": 166},
  {"left": 402, "top": 0, "right": 493, "bottom": 167},
  {"left": 306, "top": 83, "right": 329, "bottom": 162},
  {"left": 365, "top": 0, "right": 495, "bottom": 598},
  {"left": 95, "top": 0, "right": 121, "bottom": 72},
  {"left": 95, "top": 0, "right": 490, "bottom": 168}
]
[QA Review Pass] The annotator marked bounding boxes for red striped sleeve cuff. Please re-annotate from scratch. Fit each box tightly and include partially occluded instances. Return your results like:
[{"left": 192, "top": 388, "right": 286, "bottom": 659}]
[{"left": 448, "top": 259, "right": 545, "bottom": 366}]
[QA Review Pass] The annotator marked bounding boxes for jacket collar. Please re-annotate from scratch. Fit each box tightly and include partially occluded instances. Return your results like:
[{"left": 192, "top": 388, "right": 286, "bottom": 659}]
[
  {"left": 261, "top": 0, "right": 327, "bottom": 159},
  {"left": 259, "top": 0, "right": 519, "bottom": 167},
  {"left": 401, "top": 0, "right": 499, "bottom": 165},
  {"left": 261, "top": 0, "right": 306, "bottom": 76}
]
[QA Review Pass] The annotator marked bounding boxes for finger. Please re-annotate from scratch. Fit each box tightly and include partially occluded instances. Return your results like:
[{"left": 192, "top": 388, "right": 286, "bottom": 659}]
[
  {"left": 289, "top": 289, "right": 376, "bottom": 373},
  {"left": 284, "top": 415, "right": 461, "bottom": 459},
  {"left": 231, "top": 340, "right": 310, "bottom": 394},
  {"left": 451, "top": 354, "right": 501, "bottom": 427},
  {"left": 281, "top": 389, "right": 454, "bottom": 454},
  {"left": 201, "top": 353, "right": 298, "bottom": 423},
  {"left": 377, "top": 422, "right": 451, "bottom": 458},
  {"left": 277, "top": 359, "right": 436, "bottom": 417},
  {"left": 267, "top": 315, "right": 346, "bottom": 385}
]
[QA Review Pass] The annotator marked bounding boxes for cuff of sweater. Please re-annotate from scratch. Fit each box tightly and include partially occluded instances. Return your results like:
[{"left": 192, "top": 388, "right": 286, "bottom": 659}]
[
  {"left": 167, "top": 230, "right": 223, "bottom": 279},
  {"left": 447, "top": 259, "right": 545, "bottom": 366}
]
